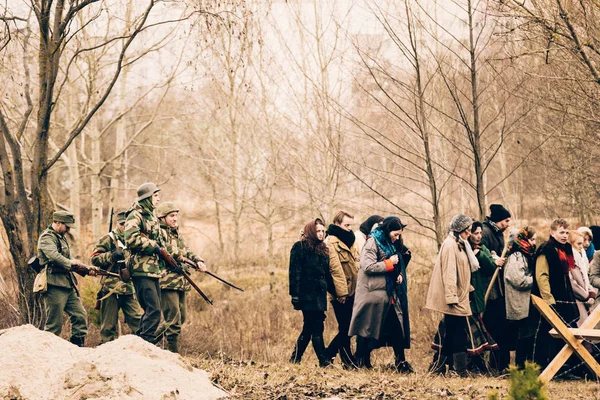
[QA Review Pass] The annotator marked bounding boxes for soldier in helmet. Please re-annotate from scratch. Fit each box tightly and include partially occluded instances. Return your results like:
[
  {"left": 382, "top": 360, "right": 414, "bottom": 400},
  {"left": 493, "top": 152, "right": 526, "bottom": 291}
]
[
  {"left": 124, "top": 182, "right": 184, "bottom": 343},
  {"left": 91, "top": 210, "right": 143, "bottom": 343},
  {"left": 154, "top": 201, "right": 207, "bottom": 353},
  {"left": 37, "top": 211, "right": 91, "bottom": 346}
]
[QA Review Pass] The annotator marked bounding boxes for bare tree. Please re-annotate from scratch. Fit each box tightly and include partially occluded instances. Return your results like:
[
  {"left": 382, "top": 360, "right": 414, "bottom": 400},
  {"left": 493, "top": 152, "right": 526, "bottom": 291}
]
[{"left": 0, "top": 0, "right": 202, "bottom": 323}]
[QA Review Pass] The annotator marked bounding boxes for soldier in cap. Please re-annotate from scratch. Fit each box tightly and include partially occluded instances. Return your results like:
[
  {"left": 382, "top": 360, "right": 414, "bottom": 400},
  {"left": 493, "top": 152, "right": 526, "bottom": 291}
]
[
  {"left": 91, "top": 210, "right": 143, "bottom": 343},
  {"left": 37, "top": 211, "right": 90, "bottom": 346},
  {"left": 154, "top": 201, "right": 207, "bottom": 353},
  {"left": 124, "top": 182, "right": 183, "bottom": 343}
]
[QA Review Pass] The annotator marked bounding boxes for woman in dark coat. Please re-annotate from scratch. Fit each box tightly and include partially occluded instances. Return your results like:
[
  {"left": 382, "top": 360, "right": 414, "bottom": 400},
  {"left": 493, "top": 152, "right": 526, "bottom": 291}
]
[
  {"left": 348, "top": 216, "right": 413, "bottom": 373},
  {"left": 289, "top": 218, "right": 335, "bottom": 367}
]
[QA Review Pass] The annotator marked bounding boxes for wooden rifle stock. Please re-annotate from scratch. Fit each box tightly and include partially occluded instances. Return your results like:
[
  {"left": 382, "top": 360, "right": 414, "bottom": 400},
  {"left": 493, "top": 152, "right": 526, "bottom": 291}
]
[
  {"left": 157, "top": 248, "right": 213, "bottom": 305},
  {"left": 182, "top": 271, "right": 213, "bottom": 305}
]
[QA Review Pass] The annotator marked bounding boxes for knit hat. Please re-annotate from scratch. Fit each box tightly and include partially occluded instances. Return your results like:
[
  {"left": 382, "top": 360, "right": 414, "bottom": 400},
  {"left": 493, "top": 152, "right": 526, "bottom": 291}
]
[
  {"left": 380, "top": 216, "right": 407, "bottom": 235},
  {"left": 449, "top": 214, "right": 473, "bottom": 233},
  {"left": 489, "top": 204, "right": 511, "bottom": 223}
]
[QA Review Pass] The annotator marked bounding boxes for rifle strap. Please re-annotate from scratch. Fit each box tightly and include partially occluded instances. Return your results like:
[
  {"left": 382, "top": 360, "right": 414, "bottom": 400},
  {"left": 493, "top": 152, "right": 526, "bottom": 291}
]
[{"left": 98, "top": 281, "right": 125, "bottom": 301}]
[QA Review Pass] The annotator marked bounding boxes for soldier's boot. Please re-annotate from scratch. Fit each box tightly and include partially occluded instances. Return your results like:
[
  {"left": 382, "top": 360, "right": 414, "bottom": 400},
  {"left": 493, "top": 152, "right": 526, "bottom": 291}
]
[
  {"left": 289, "top": 334, "right": 310, "bottom": 364},
  {"left": 166, "top": 337, "right": 179, "bottom": 353},
  {"left": 311, "top": 335, "right": 332, "bottom": 367},
  {"left": 70, "top": 336, "right": 85, "bottom": 347}
]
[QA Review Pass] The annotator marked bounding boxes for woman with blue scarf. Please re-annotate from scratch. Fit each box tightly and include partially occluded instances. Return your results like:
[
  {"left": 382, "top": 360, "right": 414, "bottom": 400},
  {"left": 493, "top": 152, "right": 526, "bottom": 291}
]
[{"left": 348, "top": 216, "right": 413, "bottom": 373}]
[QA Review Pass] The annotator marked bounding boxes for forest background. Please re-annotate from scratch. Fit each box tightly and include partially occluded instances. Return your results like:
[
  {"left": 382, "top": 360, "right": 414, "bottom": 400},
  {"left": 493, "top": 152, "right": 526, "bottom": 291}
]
[{"left": 1, "top": 0, "right": 600, "bottom": 397}]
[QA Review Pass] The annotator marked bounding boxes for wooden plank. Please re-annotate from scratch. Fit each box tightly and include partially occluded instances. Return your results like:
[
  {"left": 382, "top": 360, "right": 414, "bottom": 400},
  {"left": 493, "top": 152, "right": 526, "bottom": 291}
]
[
  {"left": 549, "top": 328, "right": 600, "bottom": 341},
  {"left": 532, "top": 295, "right": 600, "bottom": 383},
  {"left": 539, "top": 298, "right": 600, "bottom": 383}
]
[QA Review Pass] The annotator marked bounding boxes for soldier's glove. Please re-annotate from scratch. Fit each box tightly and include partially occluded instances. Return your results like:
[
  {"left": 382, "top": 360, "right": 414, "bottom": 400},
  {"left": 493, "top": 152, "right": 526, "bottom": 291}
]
[
  {"left": 111, "top": 249, "right": 125, "bottom": 263},
  {"left": 168, "top": 263, "right": 185, "bottom": 275},
  {"left": 72, "top": 264, "right": 89, "bottom": 277},
  {"left": 153, "top": 245, "right": 162, "bottom": 255}
]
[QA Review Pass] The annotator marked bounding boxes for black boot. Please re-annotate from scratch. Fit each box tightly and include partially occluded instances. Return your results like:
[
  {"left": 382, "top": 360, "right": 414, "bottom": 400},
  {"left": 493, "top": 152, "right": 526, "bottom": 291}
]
[
  {"left": 311, "top": 335, "right": 333, "bottom": 367},
  {"left": 290, "top": 334, "right": 311, "bottom": 364},
  {"left": 428, "top": 352, "right": 448, "bottom": 375},
  {"left": 166, "top": 337, "right": 179, "bottom": 353},
  {"left": 340, "top": 344, "right": 357, "bottom": 369},
  {"left": 394, "top": 347, "right": 414, "bottom": 374},
  {"left": 452, "top": 352, "right": 468, "bottom": 377},
  {"left": 355, "top": 336, "right": 372, "bottom": 369},
  {"left": 70, "top": 336, "right": 85, "bottom": 347}
]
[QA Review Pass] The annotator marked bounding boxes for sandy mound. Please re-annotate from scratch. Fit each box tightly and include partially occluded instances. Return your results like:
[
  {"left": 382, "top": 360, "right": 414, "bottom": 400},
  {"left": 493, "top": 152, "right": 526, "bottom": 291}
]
[{"left": 0, "top": 325, "right": 227, "bottom": 400}]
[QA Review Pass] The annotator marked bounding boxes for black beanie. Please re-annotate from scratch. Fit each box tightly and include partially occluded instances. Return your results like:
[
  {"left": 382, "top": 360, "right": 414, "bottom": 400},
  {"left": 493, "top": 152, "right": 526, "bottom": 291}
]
[{"left": 489, "top": 204, "right": 511, "bottom": 223}]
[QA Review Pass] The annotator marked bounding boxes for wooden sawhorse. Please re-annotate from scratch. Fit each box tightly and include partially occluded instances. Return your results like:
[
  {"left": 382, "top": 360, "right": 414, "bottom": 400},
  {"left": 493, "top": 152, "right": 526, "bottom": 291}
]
[{"left": 531, "top": 294, "right": 600, "bottom": 383}]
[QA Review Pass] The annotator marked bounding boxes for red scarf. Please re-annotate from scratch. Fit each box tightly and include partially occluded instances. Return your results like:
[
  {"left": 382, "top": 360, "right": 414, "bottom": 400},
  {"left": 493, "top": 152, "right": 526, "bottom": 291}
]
[{"left": 549, "top": 236, "right": 575, "bottom": 273}]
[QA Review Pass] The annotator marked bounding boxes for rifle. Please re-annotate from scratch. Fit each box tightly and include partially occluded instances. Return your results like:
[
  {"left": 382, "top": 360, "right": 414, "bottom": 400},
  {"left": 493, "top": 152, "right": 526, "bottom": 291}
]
[
  {"left": 182, "top": 259, "right": 244, "bottom": 292},
  {"left": 108, "top": 207, "right": 114, "bottom": 233},
  {"left": 158, "top": 248, "right": 213, "bottom": 305},
  {"left": 72, "top": 264, "right": 120, "bottom": 278},
  {"left": 484, "top": 236, "right": 510, "bottom": 305}
]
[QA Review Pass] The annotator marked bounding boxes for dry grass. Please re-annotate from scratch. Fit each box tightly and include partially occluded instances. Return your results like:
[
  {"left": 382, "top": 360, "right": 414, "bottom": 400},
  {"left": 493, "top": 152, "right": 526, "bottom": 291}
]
[{"left": 174, "top": 264, "right": 600, "bottom": 399}]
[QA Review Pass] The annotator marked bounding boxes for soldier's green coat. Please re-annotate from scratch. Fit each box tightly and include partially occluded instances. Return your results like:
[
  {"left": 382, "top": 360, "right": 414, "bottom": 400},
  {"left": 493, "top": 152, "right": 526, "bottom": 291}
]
[
  {"left": 159, "top": 222, "right": 203, "bottom": 291},
  {"left": 37, "top": 225, "right": 77, "bottom": 289},
  {"left": 91, "top": 229, "right": 135, "bottom": 295},
  {"left": 124, "top": 202, "right": 166, "bottom": 278},
  {"left": 124, "top": 201, "right": 182, "bottom": 278}
]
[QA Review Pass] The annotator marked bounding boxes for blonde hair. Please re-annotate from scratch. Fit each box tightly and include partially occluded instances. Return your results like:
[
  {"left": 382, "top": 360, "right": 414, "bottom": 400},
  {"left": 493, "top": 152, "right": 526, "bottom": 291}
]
[{"left": 568, "top": 230, "right": 584, "bottom": 245}]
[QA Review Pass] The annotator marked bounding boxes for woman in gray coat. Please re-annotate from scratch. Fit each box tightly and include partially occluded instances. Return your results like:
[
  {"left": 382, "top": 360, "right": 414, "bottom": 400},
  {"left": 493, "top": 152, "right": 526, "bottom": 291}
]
[
  {"left": 348, "top": 216, "right": 413, "bottom": 373},
  {"left": 504, "top": 226, "right": 536, "bottom": 368}
]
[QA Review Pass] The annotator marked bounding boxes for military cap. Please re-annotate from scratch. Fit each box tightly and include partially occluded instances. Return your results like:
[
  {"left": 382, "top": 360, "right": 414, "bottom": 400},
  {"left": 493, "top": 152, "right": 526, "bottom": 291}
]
[
  {"left": 136, "top": 182, "right": 160, "bottom": 202},
  {"left": 156, "top": 202, "right": 179, "bottom": 218},
  {"left": 53, "top": 211, "right": 76, "bottom": 228},
  {"left": 116, "top": 210, "right": 128, "bottom": 223}
]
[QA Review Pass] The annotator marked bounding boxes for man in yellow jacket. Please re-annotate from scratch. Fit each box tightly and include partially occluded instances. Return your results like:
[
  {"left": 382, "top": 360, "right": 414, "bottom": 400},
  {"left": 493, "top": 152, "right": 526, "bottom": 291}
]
[{"left": 325, "top": 211, "right": 360, "bottom": 368}]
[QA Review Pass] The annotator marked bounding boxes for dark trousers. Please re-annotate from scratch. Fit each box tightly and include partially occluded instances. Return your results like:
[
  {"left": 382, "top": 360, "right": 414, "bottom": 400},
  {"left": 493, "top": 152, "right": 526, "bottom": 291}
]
[
  {"left": 483, "top": 297, "right": 510, "bottom": 370},
  {"left": 328, "top": 295, "right": 354, "bottom": 363},
  {"left": 290, "top": 310, "right": 327, "bottom": 364},
  {"left": 300, "top": 310, "right": 325, "bottom": 337},
  {"left": 132, "top": 277, "right": 162, "bottom": 343},
  {"left": 441, "top": 314, "right": 468, "bottom": 357}
]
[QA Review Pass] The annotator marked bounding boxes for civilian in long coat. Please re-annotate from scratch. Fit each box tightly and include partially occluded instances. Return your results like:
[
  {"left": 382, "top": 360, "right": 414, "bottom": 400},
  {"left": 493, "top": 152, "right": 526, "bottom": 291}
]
[
  {"left": 481, "top": 204, "right": 511, "bottom": 373},
  {"left": 289, "top": 218, "right": 335, "bottom": 367},
  {"left": 426, "top": 214, "right": 476, "bottom": 377},
  {"left": 348, "top": 216, "right": 413, "bottom": 373}
]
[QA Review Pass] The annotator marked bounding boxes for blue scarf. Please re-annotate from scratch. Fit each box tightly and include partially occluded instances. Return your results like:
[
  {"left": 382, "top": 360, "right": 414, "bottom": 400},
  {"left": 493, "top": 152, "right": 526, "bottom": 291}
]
[
  {"left": 586, "top": 243, "right": 596, "bottom": 261},
  {"left": 371, "top": 227, "right": 406, "bottom": 298}
]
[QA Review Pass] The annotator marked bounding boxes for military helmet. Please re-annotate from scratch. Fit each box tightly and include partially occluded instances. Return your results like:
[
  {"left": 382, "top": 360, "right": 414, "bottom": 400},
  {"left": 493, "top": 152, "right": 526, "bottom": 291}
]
[
  {"left": 156, "top": 202, "right": 179, "bottom": 218},
  {"left": 136, "top": 182, "right": 160, "bottom": 202}
]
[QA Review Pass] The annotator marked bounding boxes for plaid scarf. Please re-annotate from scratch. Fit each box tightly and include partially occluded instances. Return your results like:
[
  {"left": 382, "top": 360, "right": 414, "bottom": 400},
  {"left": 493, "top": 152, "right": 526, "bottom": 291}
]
[
  {"left": 508, "top": 228, "right": 536, "bottom": 258},
  {"left": 548, "top": 235, "right": 575, "bottom": 273}
]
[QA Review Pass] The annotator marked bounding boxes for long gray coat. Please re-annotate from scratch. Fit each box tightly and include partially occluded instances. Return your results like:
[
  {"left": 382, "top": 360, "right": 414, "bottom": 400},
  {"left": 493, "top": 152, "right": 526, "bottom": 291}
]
[
  {"left": 348, "top": 238, "right": 403, "bottom": 340},
  {"left": 504, "top": 251, "right": 533, "bottom": 320}
]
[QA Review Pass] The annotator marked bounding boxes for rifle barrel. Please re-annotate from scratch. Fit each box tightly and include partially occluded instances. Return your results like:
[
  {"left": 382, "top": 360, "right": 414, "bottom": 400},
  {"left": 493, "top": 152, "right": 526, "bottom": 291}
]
[
  {"left": 182, "top": 260, "right": 244, "bottom": 292},
  {"left": 182, "top": 271, "right": 213, "bottom": 305}
]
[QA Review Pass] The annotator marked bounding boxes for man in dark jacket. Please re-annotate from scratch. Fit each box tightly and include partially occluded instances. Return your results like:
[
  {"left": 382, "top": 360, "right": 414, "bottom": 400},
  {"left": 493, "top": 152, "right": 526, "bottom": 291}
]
[
  {"left": 481, "top": 204, "right": 511, "bottom": 373},
  {"left": 532, "top": 218, "right": 579, "bottom": 369}
]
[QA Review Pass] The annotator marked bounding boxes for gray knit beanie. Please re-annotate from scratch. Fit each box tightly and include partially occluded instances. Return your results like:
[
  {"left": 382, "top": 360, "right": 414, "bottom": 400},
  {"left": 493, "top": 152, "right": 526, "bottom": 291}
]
[{"left": 449, "top": 214, "right": 473, "bottom": 233}]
